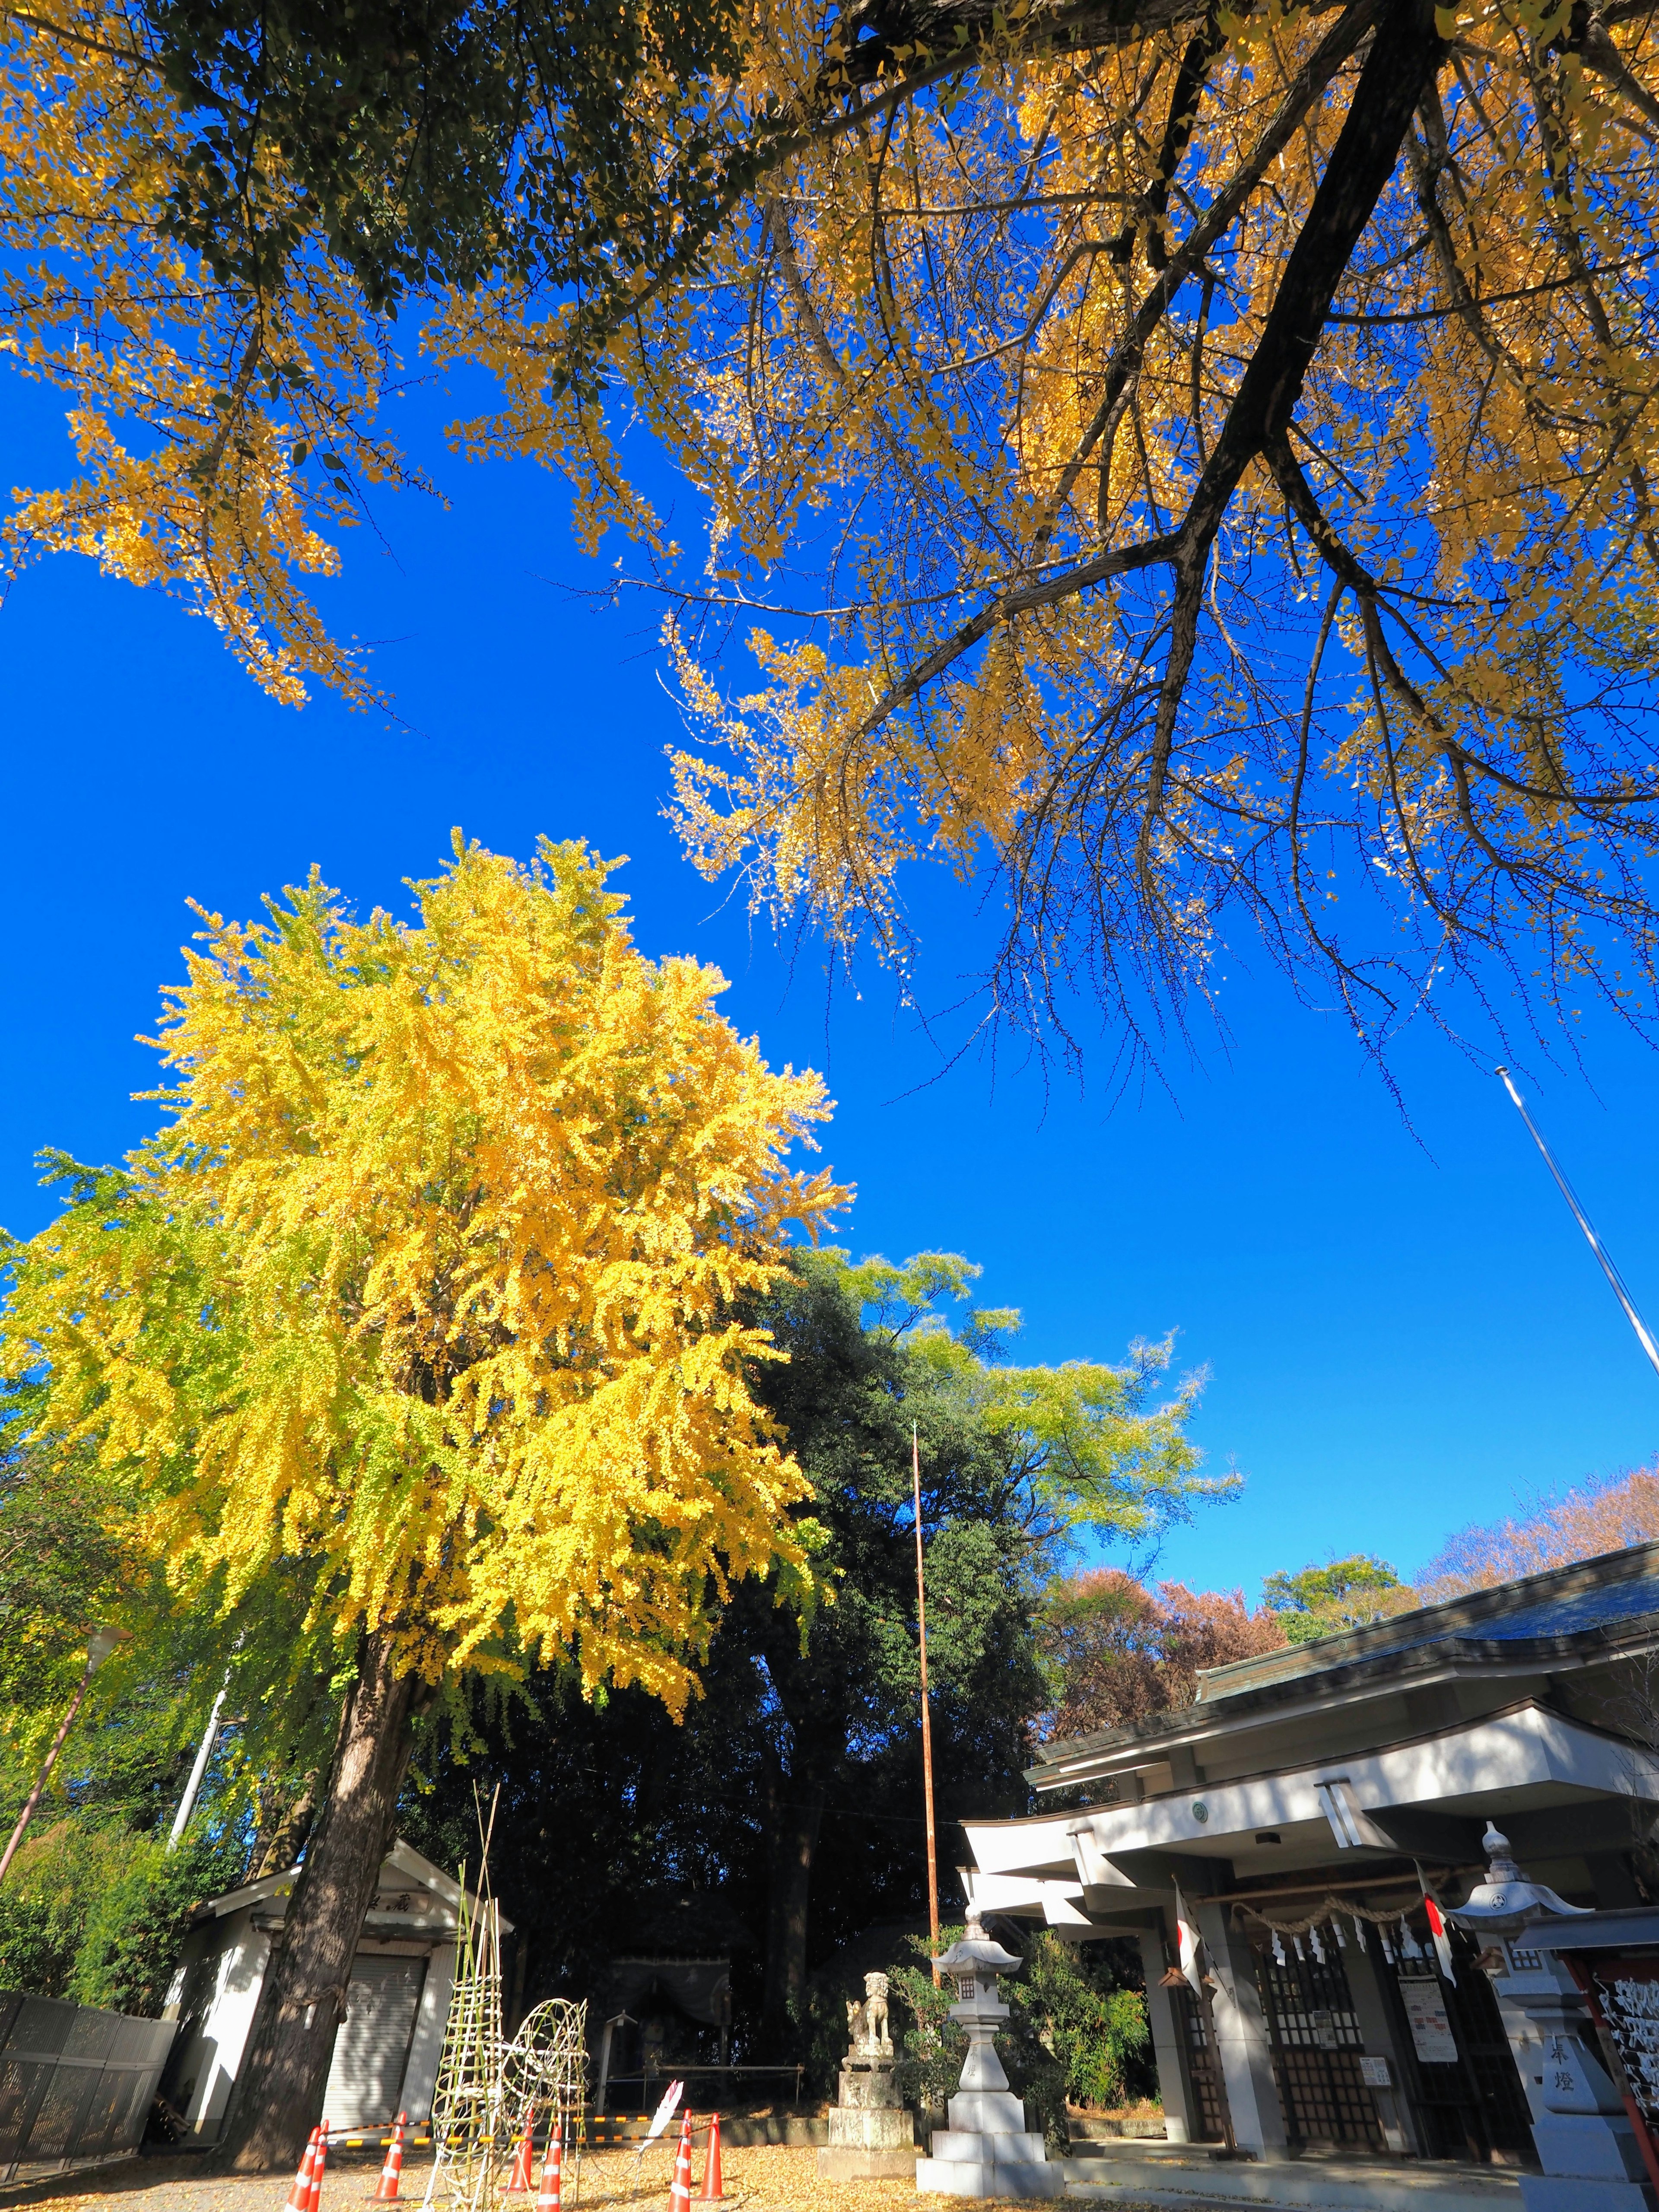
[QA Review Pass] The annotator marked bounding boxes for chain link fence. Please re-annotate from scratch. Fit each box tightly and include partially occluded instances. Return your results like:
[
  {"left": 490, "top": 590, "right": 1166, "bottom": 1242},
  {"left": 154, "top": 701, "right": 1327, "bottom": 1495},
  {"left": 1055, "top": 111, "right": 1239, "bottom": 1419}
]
[{"left": 0, "top": 1990, "right": 175, "bottom": 2183}]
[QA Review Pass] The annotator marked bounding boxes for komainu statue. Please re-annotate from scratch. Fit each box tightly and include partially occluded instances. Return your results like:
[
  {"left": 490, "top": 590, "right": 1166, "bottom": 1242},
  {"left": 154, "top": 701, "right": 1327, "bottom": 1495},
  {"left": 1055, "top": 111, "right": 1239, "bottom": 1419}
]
[{"left": 845, "top": 1970, "right": 893, "bottom": 2058}]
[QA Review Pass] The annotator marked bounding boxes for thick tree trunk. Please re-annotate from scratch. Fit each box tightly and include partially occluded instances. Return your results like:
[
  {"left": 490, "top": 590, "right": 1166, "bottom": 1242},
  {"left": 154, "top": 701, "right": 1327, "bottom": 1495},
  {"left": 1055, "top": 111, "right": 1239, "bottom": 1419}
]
[
  {"left": 760, "top": 1789, "right": 822, "bottom": 2051},
  {"left": 218, "top": 1634, "right": 420, "bottom": 2172}
]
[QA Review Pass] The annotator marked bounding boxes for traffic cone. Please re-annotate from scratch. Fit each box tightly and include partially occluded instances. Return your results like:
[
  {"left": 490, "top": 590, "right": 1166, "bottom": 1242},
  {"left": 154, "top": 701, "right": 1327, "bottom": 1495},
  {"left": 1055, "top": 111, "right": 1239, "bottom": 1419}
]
[
  {"left": 693, "top": 2113, "right": 724, "bottom": 2204},
  {"left": 306, "top": 2128, "right": 330, "bottom": 2212},
  {"left": 372, "top": 2112, "right": 407, "bottom": 2202},
  {"left": 668, "top": 2111, "right": 694, "bottom": 2212},
  {"left": 534, "top": 2126, "right": 563, "bottom": 2212},
  {"left": 286, "top": 2128, "right": 320, "bottom": 2212},
  {"left": 505, "top": 2107, "right": 536, "bottom": 2194}
]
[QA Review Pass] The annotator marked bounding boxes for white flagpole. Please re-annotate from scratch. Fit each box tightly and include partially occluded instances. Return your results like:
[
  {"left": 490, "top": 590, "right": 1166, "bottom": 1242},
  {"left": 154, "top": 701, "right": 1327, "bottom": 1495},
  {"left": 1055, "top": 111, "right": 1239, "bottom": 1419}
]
[{"left": 1497, "top": 1067, "right": 1659, "bottom": 1380}]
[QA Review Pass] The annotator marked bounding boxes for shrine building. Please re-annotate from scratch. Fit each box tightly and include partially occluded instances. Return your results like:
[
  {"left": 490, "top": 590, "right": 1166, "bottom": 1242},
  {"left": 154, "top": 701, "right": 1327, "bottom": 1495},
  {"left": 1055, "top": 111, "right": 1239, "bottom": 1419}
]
[{"left": 960, "top": 1540, "right": 1659, "bottom": 2172}]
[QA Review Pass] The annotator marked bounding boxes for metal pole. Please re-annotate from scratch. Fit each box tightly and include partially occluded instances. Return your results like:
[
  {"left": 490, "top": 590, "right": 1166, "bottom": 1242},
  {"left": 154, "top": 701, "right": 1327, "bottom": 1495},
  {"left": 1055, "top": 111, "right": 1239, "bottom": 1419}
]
[
  {"left": 0, "top": 1627, "right": 125, "bottom": 1885},
  {"left": 913, "top": 1424, "right": 940, "bottom": 1967},
  {"left": 1497, "top": 1067, "right": 1659, "bottom": 1380},
  {"left": 168, "top": 1670, "right": 231, "bottom": 1849}
]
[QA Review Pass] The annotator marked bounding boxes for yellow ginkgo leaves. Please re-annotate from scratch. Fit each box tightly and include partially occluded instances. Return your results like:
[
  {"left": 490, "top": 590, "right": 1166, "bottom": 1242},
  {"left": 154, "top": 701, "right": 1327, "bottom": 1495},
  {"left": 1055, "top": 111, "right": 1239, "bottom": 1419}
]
[{"left": 0, "top": 834, "right": 846, "bottom": 1710}]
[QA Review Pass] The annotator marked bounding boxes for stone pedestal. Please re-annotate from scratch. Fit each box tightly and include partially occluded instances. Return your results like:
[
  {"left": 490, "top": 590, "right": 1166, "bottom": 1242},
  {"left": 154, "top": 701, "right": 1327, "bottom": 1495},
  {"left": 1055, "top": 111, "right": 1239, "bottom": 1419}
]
[
  {"left": 917, "top": 2085, "right": 1061, "bottom": 2198},
  {"left": 1511, "top": 1974, "right": 1656, "bottom": 2212},
  {"left": 1451, "top": 1824, "right": 1657, "bottom": 2212},
  {"left": 914, "top": 1914, "right": 1062, "bottom": 2199},
  {"left": 817, "top": 2057, "right": 918, "bottom": 2180}
]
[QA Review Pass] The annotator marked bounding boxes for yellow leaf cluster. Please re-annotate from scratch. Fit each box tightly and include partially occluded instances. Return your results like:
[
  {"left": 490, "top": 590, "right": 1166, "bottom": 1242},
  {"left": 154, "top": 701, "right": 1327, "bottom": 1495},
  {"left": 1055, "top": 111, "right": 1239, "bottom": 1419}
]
[
  {"left": 442, "top": 0, "right": 1659, "bottom": 1046},
  {"left": 0, "top": 836, "right": 846, "bottom": 1708},
  {"left": 0, "top": 0, "right": 428, "bottom": 706},
  {"left": 8, "top": 0, "right": 1659, "bottom": 1044}
]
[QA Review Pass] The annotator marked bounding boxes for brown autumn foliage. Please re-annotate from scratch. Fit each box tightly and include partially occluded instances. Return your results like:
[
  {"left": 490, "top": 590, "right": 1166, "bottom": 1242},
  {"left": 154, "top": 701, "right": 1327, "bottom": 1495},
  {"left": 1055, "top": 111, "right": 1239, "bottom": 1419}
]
[
  {"left": 1418, "top": 1466, "right": 1659, "bottom": 1599},
  {"left": 1037, "top": 1568, "right": 1287, "bottom": 1740}
]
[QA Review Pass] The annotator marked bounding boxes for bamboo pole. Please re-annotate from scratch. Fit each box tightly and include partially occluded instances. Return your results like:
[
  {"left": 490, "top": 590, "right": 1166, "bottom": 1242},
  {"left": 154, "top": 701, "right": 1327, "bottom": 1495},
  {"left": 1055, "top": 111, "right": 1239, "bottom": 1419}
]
[{"left": 913, "top": 1424, "right": 940, "bottom": 1970}]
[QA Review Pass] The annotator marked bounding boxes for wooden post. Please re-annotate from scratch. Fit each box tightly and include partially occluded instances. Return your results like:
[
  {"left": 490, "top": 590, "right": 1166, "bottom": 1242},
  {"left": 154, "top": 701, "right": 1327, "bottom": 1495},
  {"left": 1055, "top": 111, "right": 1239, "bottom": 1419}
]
[{"left": 914, "top": 1425, "right": 940, "bottom": 1972}]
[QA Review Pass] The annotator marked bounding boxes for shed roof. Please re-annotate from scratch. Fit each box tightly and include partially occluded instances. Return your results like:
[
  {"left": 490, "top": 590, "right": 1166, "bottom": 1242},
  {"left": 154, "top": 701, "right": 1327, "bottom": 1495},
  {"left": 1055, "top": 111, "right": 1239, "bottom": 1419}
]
[{"left": 191, "top": 1836, "right": 513, "bottom": 1932}]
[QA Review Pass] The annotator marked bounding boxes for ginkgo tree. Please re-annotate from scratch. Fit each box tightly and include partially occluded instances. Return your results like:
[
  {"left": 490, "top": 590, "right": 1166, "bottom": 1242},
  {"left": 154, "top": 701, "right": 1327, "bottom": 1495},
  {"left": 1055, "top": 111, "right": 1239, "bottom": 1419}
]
[
  {"left": 0, "top": 833, "right": 844, "bottom": 2170},
  {"left": 6, "top": 0, "right": 1659, "bottom": 1060}
]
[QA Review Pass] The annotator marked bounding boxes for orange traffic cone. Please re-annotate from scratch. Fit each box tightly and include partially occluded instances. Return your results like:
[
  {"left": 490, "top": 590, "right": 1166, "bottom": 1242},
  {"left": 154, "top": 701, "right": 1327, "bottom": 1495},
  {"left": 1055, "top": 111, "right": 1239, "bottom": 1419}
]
[
  {"left": 668, "top": 2111, "right": 695, "bottom": 2212},
  {"left": 534, "top": 2126, "right": 563, "bottom": 2212},
  {"left": 505, "top": 2107, "right": 536, "bottom": 2194},
  {"left": 306, "top": 2129, "right": 330, "bottom": 2212},
  {"left": 693, "top": 2113, "right": 724, "bottom": 2204},
  {"left": 286, "top": 2128, "right": 321, "bottom": 2212},
  {"left": 372, "top": 2112, "right": 407, "bottom": 2202}
]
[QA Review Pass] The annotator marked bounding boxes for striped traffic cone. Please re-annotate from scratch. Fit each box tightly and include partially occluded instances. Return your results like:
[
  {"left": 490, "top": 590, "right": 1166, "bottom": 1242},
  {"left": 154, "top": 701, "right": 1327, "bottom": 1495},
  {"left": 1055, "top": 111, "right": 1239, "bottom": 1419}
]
[
  {"left": 693, "top": 2113, "right": 724, "bottom": 2204},
  {"left": 667, "top": 2111, "right": 694, "bottom": 2212},
  {"left": 306, "top": 2128, "right": 330, "bottom": 2212},
  {"left": 371, "top": 2112, "right": 407, "bottom": 2202},
  {"left": 286, "top": 2128, "right": 321, "bottom": 2212},
  {"left": 534, "top": 2126, "right": 563, "bottom": 2212},
  {"left": 505, "top": 2106, "right": 536, "bottom": 2193}
]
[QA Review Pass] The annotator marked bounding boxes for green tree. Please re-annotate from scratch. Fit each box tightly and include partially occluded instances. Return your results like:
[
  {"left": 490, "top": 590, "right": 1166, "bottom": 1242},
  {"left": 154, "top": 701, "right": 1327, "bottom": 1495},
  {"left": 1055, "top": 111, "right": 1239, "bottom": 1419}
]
[
  {"left": 139, "top": 0, "right": 753, "bottom": 322},
  {"left": 1260, "top": 1556, "right": 1414, "bottom": 1643},
  {"left": 398, "top": 1245, "right": 1228, "bottom": 2058},
  {"left": 734, "top": 1247, "right": 1224, "bottom": 2041}
]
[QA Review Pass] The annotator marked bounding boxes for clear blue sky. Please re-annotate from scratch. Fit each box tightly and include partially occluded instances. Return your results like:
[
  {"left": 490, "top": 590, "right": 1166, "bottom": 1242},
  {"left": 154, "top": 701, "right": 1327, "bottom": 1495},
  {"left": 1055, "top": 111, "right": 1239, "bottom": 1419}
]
[{"left": 5, "top": 365, "right": 1658, "bottom": 1601}]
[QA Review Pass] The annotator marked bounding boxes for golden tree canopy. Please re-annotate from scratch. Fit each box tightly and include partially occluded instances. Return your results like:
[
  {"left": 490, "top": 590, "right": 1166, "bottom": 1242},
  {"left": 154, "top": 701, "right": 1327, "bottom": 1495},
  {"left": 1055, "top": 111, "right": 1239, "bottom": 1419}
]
[
  {"left": 6, "top": 0, "right": 1659, "bottom": 1053},
  {"left": 0, "top": 836, "right": 844, "bottom": 1706}
]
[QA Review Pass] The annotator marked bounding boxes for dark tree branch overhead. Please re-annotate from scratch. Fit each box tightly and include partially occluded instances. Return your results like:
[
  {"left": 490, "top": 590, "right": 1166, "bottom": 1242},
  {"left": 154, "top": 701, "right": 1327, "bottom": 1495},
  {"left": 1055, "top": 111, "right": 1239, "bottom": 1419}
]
[{"left": 8, "top": 0, "right": 1659, "bottom": 1066}]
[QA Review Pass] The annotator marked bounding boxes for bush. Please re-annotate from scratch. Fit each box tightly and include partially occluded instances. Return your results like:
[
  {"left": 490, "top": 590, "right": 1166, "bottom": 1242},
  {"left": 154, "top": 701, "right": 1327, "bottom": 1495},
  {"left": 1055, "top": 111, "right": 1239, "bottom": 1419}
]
[
  {"left": 71, "top": 1829, "right": 241, "bottom": 2015},
  {"left": 0, "top": 1818, "right": 239, "bottom": 2016},
  {"left": 0, "top": 1821, "right": 124, "bottom": 1998}
]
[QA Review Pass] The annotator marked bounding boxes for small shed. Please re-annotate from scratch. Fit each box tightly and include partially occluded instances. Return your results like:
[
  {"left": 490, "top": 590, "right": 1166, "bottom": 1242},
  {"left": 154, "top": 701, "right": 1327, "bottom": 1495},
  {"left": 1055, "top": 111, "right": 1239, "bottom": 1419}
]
[{"left": 159, "top": 1838, "right": 511, "bottom": 2140}]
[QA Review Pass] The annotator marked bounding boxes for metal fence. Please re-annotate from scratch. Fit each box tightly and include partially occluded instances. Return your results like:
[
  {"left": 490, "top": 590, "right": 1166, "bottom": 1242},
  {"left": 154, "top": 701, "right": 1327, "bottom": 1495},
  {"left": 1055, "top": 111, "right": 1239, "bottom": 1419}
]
[{"left": 0, "top": 1991, "right": 175, "bottom": 2183}]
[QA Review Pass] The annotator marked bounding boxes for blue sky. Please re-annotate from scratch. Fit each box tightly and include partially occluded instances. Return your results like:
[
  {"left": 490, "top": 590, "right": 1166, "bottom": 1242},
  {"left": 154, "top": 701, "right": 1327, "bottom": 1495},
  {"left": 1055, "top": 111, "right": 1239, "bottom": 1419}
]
[{"left": 5, "top": 365, "right": 1659, "bottom": 1602}]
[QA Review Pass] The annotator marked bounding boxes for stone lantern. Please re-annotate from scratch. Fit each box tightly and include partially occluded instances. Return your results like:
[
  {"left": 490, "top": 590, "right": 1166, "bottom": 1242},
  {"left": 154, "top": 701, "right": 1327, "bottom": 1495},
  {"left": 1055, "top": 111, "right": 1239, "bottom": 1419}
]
[
  {"left": 914, "top": 1908, "right": 1062, "bottom": 2199},
  {"left": 1449, "top": 1821, "right": 1649, "bottom": 2212}
]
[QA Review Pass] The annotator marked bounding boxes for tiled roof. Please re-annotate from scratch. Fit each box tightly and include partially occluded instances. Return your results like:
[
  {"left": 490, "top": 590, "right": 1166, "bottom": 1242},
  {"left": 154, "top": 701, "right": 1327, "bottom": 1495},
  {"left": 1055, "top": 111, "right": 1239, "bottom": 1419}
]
[
  {"left": 1030, "top": 1540, "right": 1659, "bottom": 1767},
  {"left": 1446, "top": 1571, "right": 1659, "bottom": 1642}
]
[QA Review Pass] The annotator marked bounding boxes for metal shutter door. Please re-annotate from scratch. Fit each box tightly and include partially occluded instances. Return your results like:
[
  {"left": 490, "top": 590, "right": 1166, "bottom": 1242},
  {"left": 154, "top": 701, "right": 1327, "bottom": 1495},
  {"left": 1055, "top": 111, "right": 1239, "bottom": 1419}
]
[{"left": 322, "top": 1956, "right": 427, "bottom": 2130}]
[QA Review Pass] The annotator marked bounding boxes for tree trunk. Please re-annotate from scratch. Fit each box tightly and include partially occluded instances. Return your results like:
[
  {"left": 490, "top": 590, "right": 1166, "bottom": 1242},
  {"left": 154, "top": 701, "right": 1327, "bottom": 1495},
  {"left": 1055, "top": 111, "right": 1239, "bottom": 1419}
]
[
  {"left": 760, "top": 1789, "right": 822, "bottom": 2052},
  {"left": 251, "top": 1769, "right": 320, "bottom": 1881},
  {"left": 219, "top": 1634, "right": 420, "bottom": 2172}
]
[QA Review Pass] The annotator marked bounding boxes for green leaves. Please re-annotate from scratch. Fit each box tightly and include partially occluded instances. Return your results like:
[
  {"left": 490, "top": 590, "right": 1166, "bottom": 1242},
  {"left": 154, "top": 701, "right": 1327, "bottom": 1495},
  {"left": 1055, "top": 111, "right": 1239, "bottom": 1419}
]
[
  {"left": 143, "top": 0, "right": 756, "bottom": 349},
  {"left": 1260, "top": 1553, "right": 1411, "bottom": 1641}
]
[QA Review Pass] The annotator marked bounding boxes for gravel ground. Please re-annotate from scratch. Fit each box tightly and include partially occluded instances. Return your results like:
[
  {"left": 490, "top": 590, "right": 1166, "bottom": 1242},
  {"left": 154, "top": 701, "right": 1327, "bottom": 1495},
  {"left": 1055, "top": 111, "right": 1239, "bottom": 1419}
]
[{"left": 0, "top": 2145, "right": 1066, "bottom": 2212}]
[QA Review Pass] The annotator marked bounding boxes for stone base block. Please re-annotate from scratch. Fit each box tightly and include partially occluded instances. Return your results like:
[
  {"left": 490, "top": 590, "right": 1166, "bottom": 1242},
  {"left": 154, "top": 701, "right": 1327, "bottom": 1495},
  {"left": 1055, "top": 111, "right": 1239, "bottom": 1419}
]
[
  {"left": 931, "top": 2129, "right": 1049, "bottom": 2164},
  {"left": 1520, "top": 2177, "right": 1658, "bottom": 2212},
  {"left": 817, "top": 2145, "right": 920, "bottom": 2180},
  {"left": 1531, "top": 2122, "right": 1652, "bottom": 2183},
  {"left": 915, "top": 2154, "right": 1064, "bottom": 2198},
  {"left": 947, "top": 2092, "right": 1027, "bottom": 2134},
  {"left": 840, "top": 2060, "right": 902, "bottom": 2109},
  {"left": 827, "top": 2106, "right": 914, "bottom": 2151}
]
